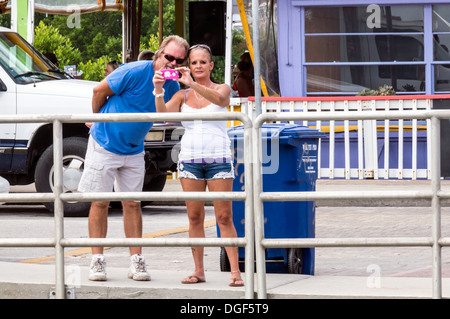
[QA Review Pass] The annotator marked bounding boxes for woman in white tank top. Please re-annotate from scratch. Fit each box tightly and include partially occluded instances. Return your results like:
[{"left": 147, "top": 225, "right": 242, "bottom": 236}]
[{"left": 152, "top": 44, "right": 243, "bottom": 287}]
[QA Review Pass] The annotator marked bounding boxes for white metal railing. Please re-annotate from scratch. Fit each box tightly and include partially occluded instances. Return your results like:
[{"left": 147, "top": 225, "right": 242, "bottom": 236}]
[
  {"left": 252, "top": 109, "right": 450, "bottom": 299},
  {"left": 0, "top": 112, "right": 254, "bottom": 299},
  {"left": 243, "top": 95, "right": 450, "bottom": 180},
  {"left": 1, "top": 109, "right": 450, "bottom": 299}
]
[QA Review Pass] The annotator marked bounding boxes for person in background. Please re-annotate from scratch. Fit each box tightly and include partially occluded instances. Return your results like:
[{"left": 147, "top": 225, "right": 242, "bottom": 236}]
[
  {"left": 138, "top": 50, "right": 155, "bottom": 61},
  {"left": 232, "top": 51, "right": 254, "bottom": 97},
  {"left": 78, "top": 35, "right": 189, "bottom": 282},
  {"left": 43, "top": 52, "right": 58, "bottom": 68},
  {"left": 104, "top": 60, "right": 121, "bottom": 77},
  {"left": 152, "top": 44, "right": 244, "bottom": 287}
]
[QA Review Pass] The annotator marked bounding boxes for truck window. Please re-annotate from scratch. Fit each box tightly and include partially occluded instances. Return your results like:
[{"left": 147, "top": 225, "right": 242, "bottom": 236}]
[{"left": 0, "top": 31, "right": 69, "bottom": 84}]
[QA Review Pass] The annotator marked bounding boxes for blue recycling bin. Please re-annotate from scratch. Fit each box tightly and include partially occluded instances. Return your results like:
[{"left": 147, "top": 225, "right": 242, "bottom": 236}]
[{"left": 218, "top": 123, "right": 325, "bottom": 275}]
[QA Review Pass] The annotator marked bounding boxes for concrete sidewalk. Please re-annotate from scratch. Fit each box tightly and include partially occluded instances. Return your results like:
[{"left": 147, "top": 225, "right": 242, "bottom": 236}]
[{"left": 1, "top": 261, "right": 449, "bottom": 299}]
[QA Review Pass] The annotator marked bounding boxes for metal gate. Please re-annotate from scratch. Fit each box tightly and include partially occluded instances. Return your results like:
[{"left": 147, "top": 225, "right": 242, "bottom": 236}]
[{"left": 252, "top": 109, "right": 450, "bottom": 299}]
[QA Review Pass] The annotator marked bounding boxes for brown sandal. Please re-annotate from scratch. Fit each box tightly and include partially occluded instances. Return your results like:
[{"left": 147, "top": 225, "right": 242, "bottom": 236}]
[
  {"left": 229, "top": 271, "right": 244, "bottom": 287},
  {"left": 181, "top": 275, "right": 206, "bottom": 284},
  {"left": 229, "top": 277, "right": 244, "bottom": 287}
]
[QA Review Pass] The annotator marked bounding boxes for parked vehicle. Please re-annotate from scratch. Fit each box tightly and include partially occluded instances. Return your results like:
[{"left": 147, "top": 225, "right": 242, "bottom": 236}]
[{"left": 0, "top": 27, "right": 182, "bottom": 216}]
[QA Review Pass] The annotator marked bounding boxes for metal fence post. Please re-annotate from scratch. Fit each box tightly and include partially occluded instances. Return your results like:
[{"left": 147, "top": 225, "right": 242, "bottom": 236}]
[
  {"left": 52, "top": 119, "right": 66, "bottom": 299},
  {"left": 243, "top": 120, "right": 255, "bottom": 299},
  {"left": 253, "top": 120, "right": 267, "bottom": 299},
  {"left": 430, "top": 116, "right": 442, "bottom": 299}
]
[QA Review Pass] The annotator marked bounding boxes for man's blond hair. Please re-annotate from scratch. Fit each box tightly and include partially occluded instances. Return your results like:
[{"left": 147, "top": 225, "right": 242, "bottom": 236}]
[{"left": 154, "top": 35, "right": 190, "bottom": 63}]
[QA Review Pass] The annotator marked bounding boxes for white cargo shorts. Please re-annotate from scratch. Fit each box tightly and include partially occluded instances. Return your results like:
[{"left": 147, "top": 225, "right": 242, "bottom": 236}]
[{"left": 78, "top": 136, "right": 145, "bottom": 196}]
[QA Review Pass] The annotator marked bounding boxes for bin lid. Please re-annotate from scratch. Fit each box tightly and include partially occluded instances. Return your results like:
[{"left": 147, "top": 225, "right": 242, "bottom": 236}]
[{"left": 228, "top": 123, "right": 326, "bottom": 141}]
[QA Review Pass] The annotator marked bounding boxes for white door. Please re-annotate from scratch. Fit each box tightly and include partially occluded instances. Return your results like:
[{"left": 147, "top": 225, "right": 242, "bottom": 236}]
[{"left": 0, "top": 69, "right": 17, "bottom": 171}]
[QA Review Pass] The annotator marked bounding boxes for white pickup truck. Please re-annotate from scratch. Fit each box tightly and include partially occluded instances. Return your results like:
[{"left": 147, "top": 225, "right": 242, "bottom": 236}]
[{"left": 0, "top": 27, "right": 182, "bottom": 216}]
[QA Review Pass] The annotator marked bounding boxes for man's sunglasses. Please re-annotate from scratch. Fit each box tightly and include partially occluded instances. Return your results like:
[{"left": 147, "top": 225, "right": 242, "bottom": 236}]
[{"left": 164, "top": 54, "right": 185, "bottom": 65}]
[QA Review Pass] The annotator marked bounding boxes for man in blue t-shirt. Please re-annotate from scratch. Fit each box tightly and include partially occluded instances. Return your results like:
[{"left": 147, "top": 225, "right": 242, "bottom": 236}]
[{"left": 78, "top": 35, "right": 189, "bottom": 282}]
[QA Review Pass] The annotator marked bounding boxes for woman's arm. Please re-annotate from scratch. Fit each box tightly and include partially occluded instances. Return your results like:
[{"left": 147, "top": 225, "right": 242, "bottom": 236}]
[
  {"left": 191, "top": 82, "right": 231, "bottom": 107},
  {"left": 177, "top": 67, "right": 230, "bottom": 107},
  {"left": 155, "top": 90, "right": 184, "bottom": 112}
]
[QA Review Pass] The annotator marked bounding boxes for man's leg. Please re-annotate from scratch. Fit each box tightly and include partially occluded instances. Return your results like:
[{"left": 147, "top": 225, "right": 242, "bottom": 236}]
[
  {"left": 80, "top": 136, "right": 116, "bottom": 254},
  {"left": 122, "top": 200, "right": 143, "bottom": 256},
  {"left": 122, "top": 200, "right": 150, "bottom": 280},
  {"left": 115, "top": 152, "right": 150, "bottom": 280},
  {"left": 88, "top": 201, "right": 110, "bottom": 255},
  {"left": 88, "top": 201, "right": 110, "bottom": 281},
  {"left": 78, "top": 137, "right": 118, "bottom": 281}
]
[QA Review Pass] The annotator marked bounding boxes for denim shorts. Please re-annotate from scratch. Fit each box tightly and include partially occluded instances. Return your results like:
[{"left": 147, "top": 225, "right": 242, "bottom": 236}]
[{"left": 177, "top": 161, "right": 235, "bottom": 180}]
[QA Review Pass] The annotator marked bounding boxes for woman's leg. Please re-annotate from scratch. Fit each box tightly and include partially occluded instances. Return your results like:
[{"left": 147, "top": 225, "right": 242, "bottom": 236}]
[
  {"left": 208, "top": 178, "right": 244, "bottom": 286},
  {"left": 180, "top": 178, "right": 207, "bottom": 283}
]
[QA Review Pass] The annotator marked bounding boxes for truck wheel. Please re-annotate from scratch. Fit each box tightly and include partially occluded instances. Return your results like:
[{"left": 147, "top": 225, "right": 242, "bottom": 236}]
[
  {"left": 35, "top": 137, "right": 91, "bottom": 217},
  {"left": 219, "top": 247, "right": 231, "bottom": 272},
  {"left": 287, "top": 248, "right": 304, "bottom": 274}
]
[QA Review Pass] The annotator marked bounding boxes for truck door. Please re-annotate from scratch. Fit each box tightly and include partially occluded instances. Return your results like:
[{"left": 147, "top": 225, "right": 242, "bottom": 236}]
[{"left": 0, "top": 69, "right": 17, "bottom": 172}]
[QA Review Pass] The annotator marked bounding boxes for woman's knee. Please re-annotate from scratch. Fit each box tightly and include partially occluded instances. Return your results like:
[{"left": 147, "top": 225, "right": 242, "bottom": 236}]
[
  {"left": 188, "top": 211, "right": 205, "bottom": 227},
  {"left": 215, "top": 210, "right": 233, "bottom": 227}
]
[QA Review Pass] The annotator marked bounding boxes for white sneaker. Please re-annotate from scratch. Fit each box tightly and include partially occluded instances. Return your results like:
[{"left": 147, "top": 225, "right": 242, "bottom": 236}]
[
  {"left": 128, "top": 254, "right": 151, "bottom": 281},
  {"left": 89, "top": 255, "right": 107, "bottom": 281}
]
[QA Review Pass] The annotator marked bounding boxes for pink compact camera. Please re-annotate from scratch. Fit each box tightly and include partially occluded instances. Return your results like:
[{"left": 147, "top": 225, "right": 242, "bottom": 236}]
[{"left": 161, "top": 69, "right": 179, "bottom": 80}]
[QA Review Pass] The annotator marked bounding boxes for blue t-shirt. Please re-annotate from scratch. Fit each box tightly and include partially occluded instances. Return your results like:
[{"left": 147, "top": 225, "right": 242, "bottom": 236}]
[{"left": 90, "top": 60, "right": 179, "bottom": 155}]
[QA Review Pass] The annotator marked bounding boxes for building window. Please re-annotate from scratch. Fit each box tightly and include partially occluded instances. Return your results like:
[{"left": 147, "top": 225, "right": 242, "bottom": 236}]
[
  {"left": 301, "top": 4, "right": 450, "bottom": 96},
  {"left": 433, "top": 5, "right": 450, "bottom": 93}
]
